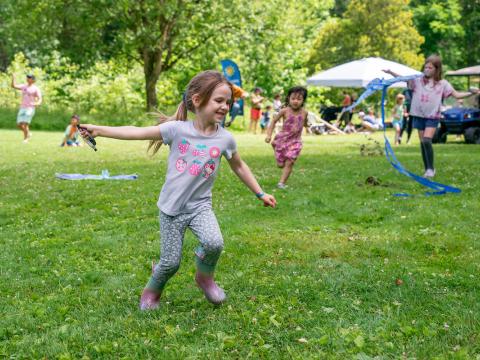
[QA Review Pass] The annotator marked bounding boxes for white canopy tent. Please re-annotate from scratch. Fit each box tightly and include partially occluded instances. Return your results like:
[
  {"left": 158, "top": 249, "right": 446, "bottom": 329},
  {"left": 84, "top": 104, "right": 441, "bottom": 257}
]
[{"left": 306, "top": 57, "right": 421, "bottom": 88}]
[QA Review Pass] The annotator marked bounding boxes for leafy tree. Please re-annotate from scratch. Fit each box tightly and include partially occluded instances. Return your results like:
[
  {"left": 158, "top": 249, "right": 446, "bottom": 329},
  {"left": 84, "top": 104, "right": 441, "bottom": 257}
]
[
  {"left": 330, "top": 0, "right": 351, "bottom": 17},
  {"left": 103, "top": 0, "right": 256, "bottom": 110},
  {"left": 227, "top": 0, "right": 334, "bottom": 96},
  {"left": 0, "top": 0, "right": 248, "bottom": 109},
  {"left": 411, "top": 0, "right": 464, "bottom": 69},
  {"left": 0, "top": 0, "right": 114, "bottom": 70},
  {"left": 307, "top": 0, "right": 425, "bottom": 72},
  {"left": 459, "top": 0, "right": 480, "bottom": 67}
]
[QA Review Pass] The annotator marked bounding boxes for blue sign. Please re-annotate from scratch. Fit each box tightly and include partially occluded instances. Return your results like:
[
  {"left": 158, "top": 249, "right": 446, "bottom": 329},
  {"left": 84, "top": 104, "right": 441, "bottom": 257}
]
[{"left": 221, "top": 59, "right": 244, "bottom": 116}]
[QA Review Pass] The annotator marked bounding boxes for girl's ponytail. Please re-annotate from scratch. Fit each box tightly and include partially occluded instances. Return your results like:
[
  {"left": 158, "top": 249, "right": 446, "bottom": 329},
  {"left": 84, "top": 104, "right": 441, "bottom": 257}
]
[
  {"left": 148, "top": 70, "right": 232, "bottom": 155},
  {"left": 148, "top": 98, "right": 188, "bottom": 155},
  {"left": 174, "top": 96, "right": 188, "bottom": 121}
]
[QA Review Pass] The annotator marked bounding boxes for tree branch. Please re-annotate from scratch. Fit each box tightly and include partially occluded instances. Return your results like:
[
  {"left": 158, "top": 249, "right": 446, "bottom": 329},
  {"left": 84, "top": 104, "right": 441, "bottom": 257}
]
[{"left": 164, "top": 24, "right": 233, "bottom": 71}]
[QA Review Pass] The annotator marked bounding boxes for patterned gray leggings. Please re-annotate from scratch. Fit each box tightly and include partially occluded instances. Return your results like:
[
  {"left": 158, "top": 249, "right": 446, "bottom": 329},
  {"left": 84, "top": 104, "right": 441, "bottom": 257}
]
[{"left": 146, "top": 209, "right": 224, "bottom": 292}]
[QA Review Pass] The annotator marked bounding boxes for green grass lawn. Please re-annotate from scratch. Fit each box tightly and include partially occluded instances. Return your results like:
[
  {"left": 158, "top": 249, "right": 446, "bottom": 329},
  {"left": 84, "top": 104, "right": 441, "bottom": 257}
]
[{"left": 1, "top": 128, "right": 479, "bottom": 359}]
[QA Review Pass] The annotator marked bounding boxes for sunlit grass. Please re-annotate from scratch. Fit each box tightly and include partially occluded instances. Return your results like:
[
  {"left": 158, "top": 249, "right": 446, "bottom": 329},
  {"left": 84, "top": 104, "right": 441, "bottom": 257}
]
[{"left": 1, "top": 129, "right": 479, "bottom": 358}]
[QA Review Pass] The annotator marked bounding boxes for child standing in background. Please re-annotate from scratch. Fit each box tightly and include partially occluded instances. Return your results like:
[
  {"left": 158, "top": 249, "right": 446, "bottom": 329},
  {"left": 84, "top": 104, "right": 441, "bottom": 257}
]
[
  {"left": 273, "top": 94, "right": 282, "bottom": 114},
  {"left": 249, "top": 87, "right": 264, "bottom": 134},
  {"left": 391, "top": 94, "right": 405, "bottom": 145},
  {"left": 260, "top": 105, "right": 272, "bottom": 134}
]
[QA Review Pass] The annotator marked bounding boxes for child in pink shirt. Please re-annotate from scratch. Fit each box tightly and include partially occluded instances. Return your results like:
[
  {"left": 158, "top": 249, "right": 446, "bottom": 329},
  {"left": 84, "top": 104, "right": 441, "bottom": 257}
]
[
  {"left": 384, "top": 55, "right": 479, "bottom": 178},
  {"left": 11, "top": 74, "right": 42, "bottom": 143}
]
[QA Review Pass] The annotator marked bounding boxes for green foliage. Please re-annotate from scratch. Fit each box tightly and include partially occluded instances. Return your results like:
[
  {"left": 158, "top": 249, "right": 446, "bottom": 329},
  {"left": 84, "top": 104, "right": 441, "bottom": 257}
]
[
  {"left": 0, "top": 52, "right": 181, "bottom": 128},
  {"left": 410, "top": 0, "right": 479, "bottom": 68},
  {"left": 1, "top": 0, "right": 478, "bottom": 117},
  {"left": 0, "top": 0, "right": 115, "bottom": 69},
  {"left": 1, "top": 130, "right": 480, "bottom": 357},
  {"left": 307, "top": 0, "right": 425, "bottom": 73},
  {"left": 459, "top": 0, "right": 480, "bottom": 66},
  {"left": 230, "top": 0, "right": 334, "bottom": 97},
  {"left": 411, "top": 0, "right": 465, "bottom": 69}
]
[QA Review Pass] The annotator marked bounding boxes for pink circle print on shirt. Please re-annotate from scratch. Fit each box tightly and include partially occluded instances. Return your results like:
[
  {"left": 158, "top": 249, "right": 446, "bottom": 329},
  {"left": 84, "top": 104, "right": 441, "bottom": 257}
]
[{"left": 209, "top": 146, "right": 221, "bottom": 158}]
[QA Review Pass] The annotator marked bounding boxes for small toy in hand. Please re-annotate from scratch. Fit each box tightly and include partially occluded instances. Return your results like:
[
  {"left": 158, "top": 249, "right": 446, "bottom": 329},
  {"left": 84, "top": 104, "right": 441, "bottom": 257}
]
[{"left": 77, "top": 125, "right": 97, "bottom": 151}]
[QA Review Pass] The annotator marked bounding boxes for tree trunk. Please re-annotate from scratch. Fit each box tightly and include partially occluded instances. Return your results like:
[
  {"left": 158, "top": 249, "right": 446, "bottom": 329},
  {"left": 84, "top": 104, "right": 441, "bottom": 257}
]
[
  {"left": 145, "top": 75, "right": 158, "bottom": 111},
  {"left": 143, "top": 49, "right": 162, "bottom": 111},
  {"left": 0, "top": 41, "right": 8, "bottom": 72}
]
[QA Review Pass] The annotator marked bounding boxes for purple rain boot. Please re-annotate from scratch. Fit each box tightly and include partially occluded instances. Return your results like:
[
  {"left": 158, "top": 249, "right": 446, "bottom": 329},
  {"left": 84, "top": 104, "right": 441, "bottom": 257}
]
[
  {"left": 139, "top": 288, "right": 161, "bottom": 311},
  {"left": 195, "top": 271, "right": 226, "bottom": 305}
]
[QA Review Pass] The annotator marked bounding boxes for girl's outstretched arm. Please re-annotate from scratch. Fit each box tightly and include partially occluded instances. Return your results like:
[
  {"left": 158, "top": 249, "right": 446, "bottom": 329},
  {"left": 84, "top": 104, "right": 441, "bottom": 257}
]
[
  {"left": 451, "top": 88, "right": 479, "bottom": 99},
  {"left": 227, "top": 152, "right": 276, "bottom": 208},
  {"left": 265, "top": 109, "right": 285, "bottom": 143},
  {"left": 78, "top": 124, "right": 163, "bottom": 141},
  {"left": 383, "top": 69, "right": 415, "bottom": 88}
]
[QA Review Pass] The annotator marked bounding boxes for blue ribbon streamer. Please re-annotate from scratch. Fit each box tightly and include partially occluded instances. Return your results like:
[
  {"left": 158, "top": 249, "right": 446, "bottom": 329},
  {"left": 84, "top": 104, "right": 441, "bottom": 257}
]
[{"left": 345, "top": 74, "right": 461, "bottom": 196}]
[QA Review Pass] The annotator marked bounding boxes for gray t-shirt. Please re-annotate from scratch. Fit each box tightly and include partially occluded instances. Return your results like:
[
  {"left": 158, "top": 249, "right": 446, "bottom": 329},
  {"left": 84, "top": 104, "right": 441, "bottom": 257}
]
[{"left": 157, "top": 120, "right": 237, "bottom": 216}]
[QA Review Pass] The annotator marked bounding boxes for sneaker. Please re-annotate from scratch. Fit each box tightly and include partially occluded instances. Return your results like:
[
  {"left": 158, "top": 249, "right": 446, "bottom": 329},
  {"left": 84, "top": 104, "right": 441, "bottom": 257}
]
[
  {"left": 423, "top": 169, "right": 436, "bottom": 178},
  {"left": 139, "top": 288, "right": 161, "bottom": 311},
  {"left": 22, "top": 139, "right": 29, "bottom": 143},
  {"left": 277, "top": 182, "right": 287, "bottom": 189}
]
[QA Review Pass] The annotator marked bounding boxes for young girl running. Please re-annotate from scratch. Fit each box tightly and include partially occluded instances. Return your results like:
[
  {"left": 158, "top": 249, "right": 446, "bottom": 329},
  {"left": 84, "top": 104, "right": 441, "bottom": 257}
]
[
  {"left": 11, "top": 74, "right": 42, "bottom": 143},
  {"left": 79, "top": 70, "right": 277, "bottom": 310},
  {"left": 265, "top": 86, "right": 309, "bottom": 189},
  {"left": 385, "top": 55, "right": 479, "bottom": 178},
  {"left": 391, "top": 94, "right": 405, "bottom": 145}
]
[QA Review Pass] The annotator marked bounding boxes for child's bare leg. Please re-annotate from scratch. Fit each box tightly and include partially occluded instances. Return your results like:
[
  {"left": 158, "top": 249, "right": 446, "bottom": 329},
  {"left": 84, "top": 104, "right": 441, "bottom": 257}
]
[
  {"left": 279, "top": 159, "right": 295, "bottom": 184},
  {"left": 16, "top": 123, "right": 24, "bottom": 138},
  {"left": 395, "top": 126, "right": 401, "bottom": 145},
  {"left": 19, "top": 123, "right": 28, "bottom": 140}
]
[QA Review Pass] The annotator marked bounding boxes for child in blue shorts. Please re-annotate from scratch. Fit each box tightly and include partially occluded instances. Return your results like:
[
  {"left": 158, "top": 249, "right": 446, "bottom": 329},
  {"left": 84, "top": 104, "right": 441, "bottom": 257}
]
[
  {"left": 260, "top": 105, "right": 272, "bottom": 134},
  {"left": 385, "top": 55, "right": 479, "bottom": 177}
]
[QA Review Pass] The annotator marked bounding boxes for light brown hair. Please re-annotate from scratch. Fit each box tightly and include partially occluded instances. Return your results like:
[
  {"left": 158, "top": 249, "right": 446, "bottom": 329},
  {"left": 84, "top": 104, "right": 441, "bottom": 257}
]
[
  {"left": 395, "top": 93, "right": 405, "bottom": 105},
  {"left": 148, "top": 70, "right": 233, "bottom": 154},
  {"left": 422, "top": 55, "right": 443, "bottom": 84}
]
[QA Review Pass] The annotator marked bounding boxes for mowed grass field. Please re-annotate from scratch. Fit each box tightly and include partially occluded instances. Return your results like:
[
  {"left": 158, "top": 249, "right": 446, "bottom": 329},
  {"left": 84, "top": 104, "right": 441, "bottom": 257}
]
[{"left": 1, "top": 128, "right": 479, "bottom": 359}]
